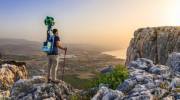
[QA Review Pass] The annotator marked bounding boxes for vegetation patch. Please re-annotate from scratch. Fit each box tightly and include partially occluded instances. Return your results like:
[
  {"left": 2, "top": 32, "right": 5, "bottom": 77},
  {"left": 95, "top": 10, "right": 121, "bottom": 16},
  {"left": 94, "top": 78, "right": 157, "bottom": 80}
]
[{"left": 91, "top": 64, "right": 129, "bottom": 89}]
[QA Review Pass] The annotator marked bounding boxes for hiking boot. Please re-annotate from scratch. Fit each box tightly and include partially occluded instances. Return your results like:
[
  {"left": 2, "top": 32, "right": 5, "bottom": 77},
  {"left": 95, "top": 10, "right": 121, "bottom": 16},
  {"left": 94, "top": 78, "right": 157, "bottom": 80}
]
[{"left": 47, "top": 78, "right": 52, "bottom": 83}]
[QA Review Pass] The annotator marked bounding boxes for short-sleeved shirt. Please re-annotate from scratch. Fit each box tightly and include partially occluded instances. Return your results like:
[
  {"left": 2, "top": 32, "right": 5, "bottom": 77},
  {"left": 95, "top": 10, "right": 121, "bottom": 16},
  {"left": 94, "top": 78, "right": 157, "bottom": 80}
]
[{"left": 47, "top": 34, "right": 60, "bottom": 55}]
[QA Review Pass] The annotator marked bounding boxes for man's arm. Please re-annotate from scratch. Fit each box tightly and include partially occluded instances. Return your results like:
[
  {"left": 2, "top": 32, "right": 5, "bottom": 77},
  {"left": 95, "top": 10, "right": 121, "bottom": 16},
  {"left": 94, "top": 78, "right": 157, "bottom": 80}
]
[{"left": 56, "top": 41, "right": 67, "bottom": 51}]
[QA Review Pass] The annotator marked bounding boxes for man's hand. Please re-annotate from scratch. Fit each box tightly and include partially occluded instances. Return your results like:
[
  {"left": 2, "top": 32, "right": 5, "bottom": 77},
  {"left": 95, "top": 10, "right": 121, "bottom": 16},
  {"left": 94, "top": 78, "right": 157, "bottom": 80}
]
[
  {"left": 56, "top": 41, "right": 67, "bottom": 51},
  {"left": 64, "top": 47, "right": 67, "bottom": 51}
]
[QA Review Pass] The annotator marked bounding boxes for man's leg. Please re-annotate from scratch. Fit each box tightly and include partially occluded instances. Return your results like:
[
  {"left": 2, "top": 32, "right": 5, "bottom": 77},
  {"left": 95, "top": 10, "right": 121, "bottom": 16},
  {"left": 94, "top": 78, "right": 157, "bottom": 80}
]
[
  {"left": 47, "top": 56, "right": 53, "bottom": 80},
  {"left": 54, "top": 55, "right": 60, "bottom": 80},
  {"left": 51, "top": 55, "right": 59, "bottom": 80}
]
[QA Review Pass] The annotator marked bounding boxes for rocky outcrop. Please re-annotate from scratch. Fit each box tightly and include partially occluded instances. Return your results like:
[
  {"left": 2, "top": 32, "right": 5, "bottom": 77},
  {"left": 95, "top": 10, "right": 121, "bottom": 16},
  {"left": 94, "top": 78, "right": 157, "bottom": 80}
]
[
  {"left": 93, "top": 53, "right": 180, "bottom": 100},
  {"left": 0, "top": 61, "right": 27, "bottom": 90},
  {"left": 92, "top": 85, "right": 124, "bottom": 100},
  {"left": 167, "top": 52, "right": 180, "bottom": 77},
  {"left": 126, "top": 26, "right": 180, "bottom": 65},
  {"left": 0, "top": 60, "right": 27, "bottom": 98},
  {"left": 10, "top": 76, "right": 75, "bottom": 100},
  {"left": 0, "top": 60, "right": 75, "bottom": 100}
]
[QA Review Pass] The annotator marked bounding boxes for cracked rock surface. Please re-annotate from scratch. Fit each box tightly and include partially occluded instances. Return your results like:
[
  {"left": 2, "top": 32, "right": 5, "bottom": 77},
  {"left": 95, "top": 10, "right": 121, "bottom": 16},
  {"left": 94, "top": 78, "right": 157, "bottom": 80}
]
[
  {"left": 126, "top": 26, "right": 180, "bottom": 65},
  {"left": 93, "top": 53, "right": 180, "bottom": 100}
]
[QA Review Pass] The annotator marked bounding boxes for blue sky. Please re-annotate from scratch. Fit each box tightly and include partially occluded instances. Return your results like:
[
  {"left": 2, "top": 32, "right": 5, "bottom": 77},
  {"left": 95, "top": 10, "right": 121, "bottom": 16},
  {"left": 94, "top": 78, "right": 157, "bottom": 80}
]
[
  {"left": 0, "top": 0, "right": 180, "bottom": 49},
  {"left": 0, "top": 0, "right": 87, "bottom": 41}
]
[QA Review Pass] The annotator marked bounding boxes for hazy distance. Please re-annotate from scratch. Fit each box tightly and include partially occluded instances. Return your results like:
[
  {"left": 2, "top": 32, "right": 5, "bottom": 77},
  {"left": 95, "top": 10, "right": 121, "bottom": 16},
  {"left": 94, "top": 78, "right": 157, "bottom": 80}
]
[{"left": 0, "top": 0, "right": 180, "bottom": 50}]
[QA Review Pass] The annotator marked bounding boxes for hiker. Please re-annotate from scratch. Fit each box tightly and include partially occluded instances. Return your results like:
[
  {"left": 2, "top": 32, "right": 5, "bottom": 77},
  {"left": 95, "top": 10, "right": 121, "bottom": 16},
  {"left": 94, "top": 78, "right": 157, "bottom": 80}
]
[{"left": 47, "top": 28, "right": 67, "bottom": 83}]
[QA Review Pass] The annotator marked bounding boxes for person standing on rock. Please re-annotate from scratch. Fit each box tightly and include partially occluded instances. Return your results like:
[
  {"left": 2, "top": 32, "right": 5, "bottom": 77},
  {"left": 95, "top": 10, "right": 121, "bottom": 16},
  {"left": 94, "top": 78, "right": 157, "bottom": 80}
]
[
  {"left": 47, "top": 29, "right": 67, "bottom": 83},
  {"left": 42, "top": 16, "right": 67, "bottom": 83}
]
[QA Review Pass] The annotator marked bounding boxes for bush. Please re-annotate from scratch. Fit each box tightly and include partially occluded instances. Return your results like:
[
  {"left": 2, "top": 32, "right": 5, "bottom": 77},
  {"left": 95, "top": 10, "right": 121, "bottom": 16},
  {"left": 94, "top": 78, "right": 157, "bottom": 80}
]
[{"left": 92, "top": 64, "right": 129, "bottom": 89}]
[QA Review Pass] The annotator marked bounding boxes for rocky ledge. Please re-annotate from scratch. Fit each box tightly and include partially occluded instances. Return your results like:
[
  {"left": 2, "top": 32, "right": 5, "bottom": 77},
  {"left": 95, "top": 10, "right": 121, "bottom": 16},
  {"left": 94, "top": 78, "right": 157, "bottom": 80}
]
[
  {"left": 0, "top": 60, "right": 75, "bottom": 100},
  {"left": 10, "top": 76, "right": 75, "bottom": 100},
  {"left": 126, "top": 26, "right": 180, "bottom": 65},
  {"left": 0, "top": 60, "right": 27, "bottom": 89},
  {"left": 0, "top": 60, "right": 27, "bottom": 98},
  {"left": 92, "top": 52, "right": 180, "bottom": 100}
]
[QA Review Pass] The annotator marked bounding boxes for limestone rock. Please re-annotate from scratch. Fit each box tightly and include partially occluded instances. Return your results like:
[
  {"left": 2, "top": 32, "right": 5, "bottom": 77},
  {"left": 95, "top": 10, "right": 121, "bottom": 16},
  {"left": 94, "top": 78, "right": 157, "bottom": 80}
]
[
  {"left": 91, "top": 85, "right": 124, "bottom": 100},
  {"left": 0, "top": 60, "right": 27, "bottom": 90},
  {"left": 93, "top": 58, "right": 178, "bottom": 100},
  {"left": 95, "top": 26, "right": 180, "bottom": 100},
  {"left": 171, "top": 78, "right": 180, "bottom": 99},
  {"left": 10, "top": 76, "right": 75, "bottom": 100},
  {"left": 126, "top": 26, "right": 180, "bottom": 65},
  {"left": 167, "top": 52, "right": 180, "bottom": 77},
  {"left": 117, "top": 79, "right": 137, "bottom": 93},
  {"left": 149, "top": 65, "right": 170, "bottom": 76},
  {"left": 128, "top": 58, "right": 155, "bottom": 70},
  {"left": 0, "top": 90, "right": 10, "bottom": 100}
]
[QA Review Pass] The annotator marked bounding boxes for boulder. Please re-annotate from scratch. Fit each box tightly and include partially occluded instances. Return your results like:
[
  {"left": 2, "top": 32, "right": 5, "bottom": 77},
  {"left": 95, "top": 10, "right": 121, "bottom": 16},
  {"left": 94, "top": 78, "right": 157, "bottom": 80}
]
[
  {"left": 10, "top": 76, "right": 75, "bottom": 100},
  {"left": 129, "top": 58, "right": 170, "bottom": 77},
  {"left": 123, "top": 90, "right": 153, "bottom": 100},
  {"left": 117, "top": 79, "right": 137, "bottom": 93},
  {"left": 149, "top": 65, "right": 170, "bottom": 76},
  {"left": 128, "top": 58, "right": 154, "bottom": 70},
  {"left": 126, "top": 26, "right": 180, "bottom": 65},
  {"left": 0, "top": 60, "right": 27, "bottom": 90},
  {"left": 92, "top": 85, "right": 124, "bottom": 100},
  {"left": 166, "top": 52, "right": 180, "bottom": 77},
  {"left": 171, "top": 78, "right": 180, "bottom": 89}
]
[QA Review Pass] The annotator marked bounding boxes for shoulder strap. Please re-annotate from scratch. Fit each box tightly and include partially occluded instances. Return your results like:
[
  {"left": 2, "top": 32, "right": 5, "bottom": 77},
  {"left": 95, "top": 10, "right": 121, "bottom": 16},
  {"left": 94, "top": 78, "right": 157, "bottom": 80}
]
[
  {"left": 50, "top": 35, "right": 55, "bottom": 53},
  {"left": 47, "top": 25, "right": 52, "bottom": 41}
]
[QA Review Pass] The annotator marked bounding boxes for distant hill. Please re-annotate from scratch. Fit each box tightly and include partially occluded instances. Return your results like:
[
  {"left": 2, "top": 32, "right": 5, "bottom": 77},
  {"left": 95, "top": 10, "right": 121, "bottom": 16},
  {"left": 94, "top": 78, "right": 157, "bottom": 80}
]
[
  {"left": 0, "top": 38, "right": 111, "bottom": 56},
  {"left": 0, "top": 38, "right": 42, "bottom": 56}
]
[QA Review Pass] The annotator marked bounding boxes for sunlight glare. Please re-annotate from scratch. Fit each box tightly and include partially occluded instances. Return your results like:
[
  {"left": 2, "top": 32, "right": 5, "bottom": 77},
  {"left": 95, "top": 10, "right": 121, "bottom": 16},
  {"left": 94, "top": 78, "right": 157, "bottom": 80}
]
[{"left": 168, "top": 0, "right": 180, "bottom": 25}]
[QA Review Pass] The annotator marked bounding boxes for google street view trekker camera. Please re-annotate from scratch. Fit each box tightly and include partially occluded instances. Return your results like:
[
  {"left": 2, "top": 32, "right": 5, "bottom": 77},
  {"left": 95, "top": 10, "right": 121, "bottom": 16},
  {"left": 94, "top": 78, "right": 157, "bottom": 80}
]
[
  {"left": 42, "top": 16, "right": 55, "bottom": 53},
  {"left": 44, "top": 16, "right": 55, "bottom": 31}
]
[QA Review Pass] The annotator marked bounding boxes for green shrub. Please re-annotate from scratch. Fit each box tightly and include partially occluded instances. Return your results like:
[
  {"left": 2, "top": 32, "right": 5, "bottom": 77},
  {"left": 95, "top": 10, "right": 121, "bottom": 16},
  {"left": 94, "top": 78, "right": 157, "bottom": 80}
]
[{"left": 92, "top": 64, "right": 129, "bottom": 89}]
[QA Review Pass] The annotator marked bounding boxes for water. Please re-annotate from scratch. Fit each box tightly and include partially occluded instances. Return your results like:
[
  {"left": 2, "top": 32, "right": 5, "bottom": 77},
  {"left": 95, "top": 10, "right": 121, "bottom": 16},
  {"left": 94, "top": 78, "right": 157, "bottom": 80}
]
[{"left": 102, "top": 49, "right": 126, "bottom": 59}]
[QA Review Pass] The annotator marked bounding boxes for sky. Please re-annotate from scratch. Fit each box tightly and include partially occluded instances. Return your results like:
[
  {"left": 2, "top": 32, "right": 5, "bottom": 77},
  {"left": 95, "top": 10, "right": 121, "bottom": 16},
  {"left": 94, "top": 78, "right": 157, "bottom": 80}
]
[{"left": 0, "top": 0, "right": 180, "bottom": 49}]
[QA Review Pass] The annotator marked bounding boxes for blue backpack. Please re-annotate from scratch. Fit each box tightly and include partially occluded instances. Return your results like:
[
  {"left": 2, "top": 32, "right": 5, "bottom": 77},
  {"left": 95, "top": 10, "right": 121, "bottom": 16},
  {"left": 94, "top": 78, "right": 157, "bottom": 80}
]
[{"left": 42, "top": 33, "right": 55, "bottom": 54}]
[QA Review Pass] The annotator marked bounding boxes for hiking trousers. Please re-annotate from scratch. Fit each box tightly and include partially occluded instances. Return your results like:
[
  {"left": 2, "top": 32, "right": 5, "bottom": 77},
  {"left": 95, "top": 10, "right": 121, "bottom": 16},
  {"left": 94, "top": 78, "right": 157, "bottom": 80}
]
[{"left": 47, "top": 55, "right": 60, "bottom": 80}]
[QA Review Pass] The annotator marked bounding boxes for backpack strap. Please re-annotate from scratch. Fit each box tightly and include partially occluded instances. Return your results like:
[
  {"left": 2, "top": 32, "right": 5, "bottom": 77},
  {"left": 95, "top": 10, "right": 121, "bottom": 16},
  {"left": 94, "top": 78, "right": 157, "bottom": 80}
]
[
  {"left": 47, "top": 25, "right": 52, "bottom": 41},
  {"left": 49, "top": 34, "right": 55, "bottom": 53}
]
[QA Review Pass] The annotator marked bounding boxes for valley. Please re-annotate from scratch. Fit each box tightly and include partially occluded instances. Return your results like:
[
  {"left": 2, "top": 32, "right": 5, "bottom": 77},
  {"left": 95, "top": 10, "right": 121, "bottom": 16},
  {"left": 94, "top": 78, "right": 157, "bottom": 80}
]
[{"left": 0, "top": 39, "right": 125, "bottom": 89}]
